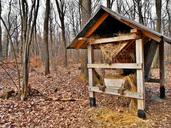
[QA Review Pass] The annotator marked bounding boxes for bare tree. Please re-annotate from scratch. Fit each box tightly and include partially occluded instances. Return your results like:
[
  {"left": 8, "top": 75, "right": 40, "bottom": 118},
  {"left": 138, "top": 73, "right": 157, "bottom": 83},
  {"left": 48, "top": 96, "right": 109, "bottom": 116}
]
[
  {"left": 106, "top": 0, "right": 115, "bottom": 9},
  {"left": 79, "top": 0, "right": 91, "bottom": 79},
  {"left": 166, "top": 0, "right": 171, "bottom": 36},
  {"left": 49, "top": 3, "right": 53, "bottom": 56},
  {"left": 19, "top": 0, "right": 40, "bottom": 100},
  {"left": 66, "top": 0, "right": 80, "bottom": 37},
  {"left": 156, "top": 0, "right": 162, "bottom": 33},
  {"left": 152, "top": 0, "right": 162, "bottom": 67},
  {"left": 4, "top": 0, "right": 13, "bottom": 58},
  {"left": 43, "top": 0, "right": 50, "bottom": 75},
  {"left": 135, "top": 0, "right": 144, "bottom": 24},
  {"left": 55, "top": 0, "right": 67, "bottom": 67},
  {"left": 0, "top": 0, "right": 2, "bottom": 60}
]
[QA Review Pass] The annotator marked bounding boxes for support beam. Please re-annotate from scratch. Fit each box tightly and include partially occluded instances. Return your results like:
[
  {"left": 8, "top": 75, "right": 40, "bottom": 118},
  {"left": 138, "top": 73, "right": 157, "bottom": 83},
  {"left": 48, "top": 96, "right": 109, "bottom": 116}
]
[
  {"left": 89, "top": 86, "right": 143, "bottom": 99},
  {"left": 89, "top": 33, "right": 139, "bottom": 45},
  {"left": 136, "top": 39, "right": 146, "bottom": 119},
  {"left": 159, "top": 39, "right": 165, "bottom": 98},
  {"left": 144, "top": 41, "right": 158, "bottom": 81},
  {"left": 88, "top": 63, "right": 142, "bottom": 69},
  {"left": 131, "top": 28, "right": 139, "bottom": 33},
  {"left": 88, "top": 45, "right": 96, "bottom": 107},
  {"left": 143, "top": 31, "right": 161, "bottom": 43}
]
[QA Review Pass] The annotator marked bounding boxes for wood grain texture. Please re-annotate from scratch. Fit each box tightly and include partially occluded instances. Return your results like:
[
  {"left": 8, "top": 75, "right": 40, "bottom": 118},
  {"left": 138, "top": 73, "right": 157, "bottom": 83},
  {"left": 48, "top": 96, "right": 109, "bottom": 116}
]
[{"left": 136, "top": 39, "right": 145, "bottom": 110}]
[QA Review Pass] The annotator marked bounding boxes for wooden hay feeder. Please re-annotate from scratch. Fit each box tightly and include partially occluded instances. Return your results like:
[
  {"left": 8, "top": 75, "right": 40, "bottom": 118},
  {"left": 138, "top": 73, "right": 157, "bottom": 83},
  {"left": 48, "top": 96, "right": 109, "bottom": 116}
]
[{"left": 67, "top": 6, "right": 171, "bottom": 119}]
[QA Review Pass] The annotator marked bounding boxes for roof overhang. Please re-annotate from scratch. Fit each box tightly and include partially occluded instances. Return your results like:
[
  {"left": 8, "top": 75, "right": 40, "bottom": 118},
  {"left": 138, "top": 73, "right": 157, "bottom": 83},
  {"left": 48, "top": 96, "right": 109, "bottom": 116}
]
[{"left": 67, "top": 5, "right": 171, "bottom": 49}]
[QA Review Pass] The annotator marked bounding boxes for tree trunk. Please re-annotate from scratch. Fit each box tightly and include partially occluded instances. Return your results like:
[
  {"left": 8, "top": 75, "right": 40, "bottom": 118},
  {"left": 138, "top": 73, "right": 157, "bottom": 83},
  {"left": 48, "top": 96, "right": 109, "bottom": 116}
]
[
  {"left": 152, "top": 0, "right": 162, "bottom": 68},
  {"left": 5, "top": 34, "right": 9, "bottom": 58},
  {"left": 55, "top": 0, "right": 67, "bottom": 67},
  {"left": 21, "top": 43, "right": 29, "bottom": 100},
  {"left": 135, "top": 0, "right": 144, "bottom": 25},
  {"left": 61, "top": 22, "right": 67, "bottom": 67},
  {"left": 0, "top": 0, "right": 2, "bottom": 60},
  {"left": 107, "top": 0, "right": 110, "bottom": 8},
  {"left": 43, "top": 0, "right": 50, "bottom": 75},
  {"left": 106, "top": 0, "right": 114, "bottom": 9},
  {"left": 80, "top": 0, "right": 91, "bottom": 80},
  {"left": 155, "top": 0, "right": 162, "bottom": 33},
  {"left": 20, "top": 0, "right": 40, "bottom": 100}
]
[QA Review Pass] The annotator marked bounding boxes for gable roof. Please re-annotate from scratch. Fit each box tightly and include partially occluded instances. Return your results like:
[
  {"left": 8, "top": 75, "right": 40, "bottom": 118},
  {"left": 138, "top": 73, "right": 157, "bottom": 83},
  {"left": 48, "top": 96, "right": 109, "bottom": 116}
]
[{"left": 67, "top": 5, "right": 171, "bottom": 49}]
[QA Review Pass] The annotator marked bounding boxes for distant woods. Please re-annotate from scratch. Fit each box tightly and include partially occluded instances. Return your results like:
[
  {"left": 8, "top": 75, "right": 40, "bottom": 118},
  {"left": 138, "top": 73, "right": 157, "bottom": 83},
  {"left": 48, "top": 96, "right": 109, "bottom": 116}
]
[{"left": 0, "top": 0, "right": 171, "bottom": 100}]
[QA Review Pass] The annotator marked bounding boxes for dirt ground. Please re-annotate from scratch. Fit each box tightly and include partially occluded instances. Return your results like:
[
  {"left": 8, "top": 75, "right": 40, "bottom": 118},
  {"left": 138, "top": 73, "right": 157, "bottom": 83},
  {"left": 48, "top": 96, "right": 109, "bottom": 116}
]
[{"left": 0, "top": 61, "right": 171, "bottom": 128}]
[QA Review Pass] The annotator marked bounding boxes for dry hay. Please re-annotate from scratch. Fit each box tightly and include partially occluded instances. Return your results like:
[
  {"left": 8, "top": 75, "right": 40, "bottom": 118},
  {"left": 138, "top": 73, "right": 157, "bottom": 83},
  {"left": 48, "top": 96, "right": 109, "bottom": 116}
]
[
  {"left": 99, "top": 41, "right": 128, "bottom": 64},
  {"left": 99, "top": 41, "right": 135, "bottom": 63},
  {"left": 103, "top": 74, "right": 137, "bottom": 114},
  {"left": 88, "top": 107, "right": 152, "bottom": 128},
  {"left": 114, "top": 46, "right": 135, "bottom": 63}
]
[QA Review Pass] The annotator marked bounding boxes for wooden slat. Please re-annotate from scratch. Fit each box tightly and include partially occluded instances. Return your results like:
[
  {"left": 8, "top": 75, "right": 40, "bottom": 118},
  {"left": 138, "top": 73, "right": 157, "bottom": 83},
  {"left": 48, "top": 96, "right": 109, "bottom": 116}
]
[
  {"left": 120, "top": 19, "right": 161, "bottom": 43},
  {"left": 88, "top": 86, "right": 143, "bottom": 99},
  {"left": 104, "top": 78, "right": 124, "bottom": 88},
  {"left": 87, "top": 63, "right": 142, "bottom": 69},
  {"left": 76, "top": 13, "right": 109, "bottom": 49},
  {"left": 91, "top": 33, "right": 139, "bottom": 45},
  {"left": 136, "top": 39, "right": 145, "bottom": 110}
]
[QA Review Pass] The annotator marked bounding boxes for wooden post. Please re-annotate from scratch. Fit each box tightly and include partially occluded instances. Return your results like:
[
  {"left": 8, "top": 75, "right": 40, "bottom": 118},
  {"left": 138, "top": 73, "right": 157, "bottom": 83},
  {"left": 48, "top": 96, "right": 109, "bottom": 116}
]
[
  {"left": 136, "top": 39, "right": 146, "bottom": 119},
  {"left": 88, "top": 45, "right": 96, "bottom": 107},
  {"left": 159, "top": 39, "right": 165, "bottom": 98}
]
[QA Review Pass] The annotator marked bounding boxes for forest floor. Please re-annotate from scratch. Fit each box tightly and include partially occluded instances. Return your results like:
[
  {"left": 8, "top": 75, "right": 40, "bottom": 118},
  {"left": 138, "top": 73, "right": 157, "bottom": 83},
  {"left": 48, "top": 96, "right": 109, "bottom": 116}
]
[{"left": 0, "top": 58, "right": 171, "bottom": 128}]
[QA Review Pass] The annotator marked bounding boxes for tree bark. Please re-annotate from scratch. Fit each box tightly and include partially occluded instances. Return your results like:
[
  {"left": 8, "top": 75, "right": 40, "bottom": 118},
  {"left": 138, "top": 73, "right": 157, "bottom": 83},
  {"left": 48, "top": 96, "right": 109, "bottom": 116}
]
[
  {"left": 20, "top": 0, "right": 40, "bottom": 100},
  {"left": 80, "top": 0, "right": 91, "bottom": 80},
  {"left": 135, "top": 0, "right": 144, "bottom": 25},
  {"left": 0, "top": 0, "right": 2, "bottom": 60},
  {"left": 55, "top": 0, "right": 67, "bottom": 67},
  {"left": 152, "top": 0, "right": 162, "bottom": 68},
  {"left": 106, "top": 0, "right": 115, "bottom": 9},
  {"left": 43, "top": 0, "right": 50, "bottom": 75}
]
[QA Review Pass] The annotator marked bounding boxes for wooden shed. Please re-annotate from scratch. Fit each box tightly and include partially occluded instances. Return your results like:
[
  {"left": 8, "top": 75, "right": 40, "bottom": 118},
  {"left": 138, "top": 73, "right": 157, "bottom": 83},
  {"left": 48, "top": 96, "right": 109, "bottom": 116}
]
[{"left": 67, "top": 6, "right": 171, "bottom": 119}]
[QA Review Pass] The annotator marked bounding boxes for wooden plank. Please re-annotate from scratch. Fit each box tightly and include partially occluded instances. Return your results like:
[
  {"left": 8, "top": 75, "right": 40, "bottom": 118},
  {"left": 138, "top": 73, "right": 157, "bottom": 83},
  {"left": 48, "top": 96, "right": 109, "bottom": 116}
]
[
  {"left": 144, "top": 41, "right": 158, "bottom": 81},
  {"left": 104, "top": 78, "right": 124, "bottom": 88},
  {"left": 120, "top": 19, "right": 161, "bottom": 43},
  {"left": 91, "top": 33, "right": 139, "bottom": 45},
  {"left": 88, "top": 45, "right": 95, "bottom": 98},
  {"left": 89, "top": 86, "right": 143, "bottom": 99},
  {"left": 136, "top": 39, "right": 145, "bottom": 110},
  {"left": 143, "top": 31, "right": 161, "bottom": 42},
  {"left": 131, "top": 28, "right": 139, "bottom": 33},
  {"left": 159, "top": 40, "right": 165, "bottom": 98},
  {"left": 76, "top": 13, "right": 109, "bottom": 49},
  {"left": 87, "top": 63, "right": 142, "bottom": 69}
]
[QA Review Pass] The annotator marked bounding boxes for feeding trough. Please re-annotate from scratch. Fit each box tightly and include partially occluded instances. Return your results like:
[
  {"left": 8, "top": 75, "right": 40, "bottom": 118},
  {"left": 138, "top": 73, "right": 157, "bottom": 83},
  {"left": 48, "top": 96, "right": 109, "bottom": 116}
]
[{"left": 67, "top": 5, "right": 171, "bottom": 119}]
